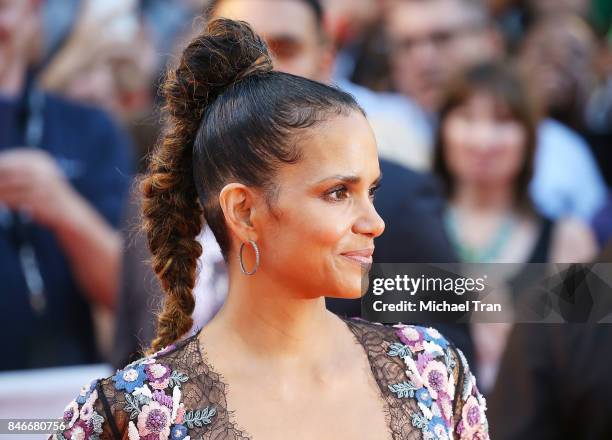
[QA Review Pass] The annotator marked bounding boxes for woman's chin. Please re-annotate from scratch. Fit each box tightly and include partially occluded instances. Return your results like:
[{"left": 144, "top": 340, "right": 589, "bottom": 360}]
[{"left": 327, "top": 281, "right": 367, "bottom": 299}]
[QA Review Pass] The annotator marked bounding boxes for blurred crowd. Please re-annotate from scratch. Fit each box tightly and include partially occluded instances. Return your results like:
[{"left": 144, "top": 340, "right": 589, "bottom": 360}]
[{"left": 1, "top": 0, "right": 611, "bottom": 438}]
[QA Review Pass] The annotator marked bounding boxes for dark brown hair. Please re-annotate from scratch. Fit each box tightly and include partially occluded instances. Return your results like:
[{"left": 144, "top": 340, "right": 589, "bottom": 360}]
[
  {"left": 140, "top": 18, "right": 362, "bottom": 353},
  {"left": 433, "top": 62, "right": 541, "bottom": 210}
]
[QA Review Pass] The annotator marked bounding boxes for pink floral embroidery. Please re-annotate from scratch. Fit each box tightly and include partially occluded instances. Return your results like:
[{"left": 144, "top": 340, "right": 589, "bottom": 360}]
[
  {"left": 137, "top": 401, "right": 172, "bottom": 440},
  {"left": 388, "top": 324, "right": 489, "bottom": 439},
  {"left": 145, "top": 363, "right": 172, "bottom": 390}
]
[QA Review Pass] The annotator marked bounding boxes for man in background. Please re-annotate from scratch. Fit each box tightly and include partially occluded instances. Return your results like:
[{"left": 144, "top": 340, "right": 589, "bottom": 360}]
[
  {"left": 383, "top": 0, "right": 607, "bottom": 221},
  {"left": 0, "top": 0, "right": 133, "bottom": 370}
]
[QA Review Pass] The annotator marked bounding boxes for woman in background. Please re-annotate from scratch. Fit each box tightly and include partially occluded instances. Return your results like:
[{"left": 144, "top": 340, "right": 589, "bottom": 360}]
[
  {"left": 433, "top": 62, "right": 597, "bottom": 392},
  {"left": 51, "top": 19, "right": 488, "bottom": 440}
]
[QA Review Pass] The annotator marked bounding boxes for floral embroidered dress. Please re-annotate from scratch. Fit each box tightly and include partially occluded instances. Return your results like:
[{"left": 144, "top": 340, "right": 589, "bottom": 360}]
[{"left": 50, "top": 317, "right": 489, "bottom": 440}]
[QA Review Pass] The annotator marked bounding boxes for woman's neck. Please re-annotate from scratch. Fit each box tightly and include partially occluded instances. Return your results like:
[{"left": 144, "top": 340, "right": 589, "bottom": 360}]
[
  {"left": 202, "top": 262, "right": 342, "bottom": 365},
  {"left": 452, "top": 182, "right": 516, "bottom": 213}
]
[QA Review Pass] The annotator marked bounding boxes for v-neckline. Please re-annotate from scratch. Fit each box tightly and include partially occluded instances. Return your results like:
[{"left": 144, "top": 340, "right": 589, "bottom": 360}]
[{"left": 191, "top": 315, "right": 395, "bottom": 440}]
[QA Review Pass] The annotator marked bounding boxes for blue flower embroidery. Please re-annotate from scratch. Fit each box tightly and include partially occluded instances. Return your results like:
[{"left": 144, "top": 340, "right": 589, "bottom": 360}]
[
  {"left": 170, "top": 423, "right": 189, "bottom": 439},
  {"left": 112, "top": 363, "right": 146, "bottom": 393},
  {"left": 428, "top": 416, "right": 448, "bottom": 435},
  {"left": 421, "top": 327, "right": 449, "bottom": 349},
  {"left": 416, "top": 387, "right": 433, "bottom": 407},
  {"left": 75, "top": 379, "right": 97, "bottom": 405}
]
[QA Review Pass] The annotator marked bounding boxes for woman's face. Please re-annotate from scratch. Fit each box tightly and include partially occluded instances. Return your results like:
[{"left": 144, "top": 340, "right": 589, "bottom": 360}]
[
  {"left": 442, "top": 92, "right": 527, "bottom": 189},
  {"left": 255, "top": 111, "right": 385, "bottom": 299}
]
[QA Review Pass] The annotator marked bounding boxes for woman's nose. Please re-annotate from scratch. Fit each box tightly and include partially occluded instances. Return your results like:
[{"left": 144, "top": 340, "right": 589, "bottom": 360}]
[
  {"left": 353, "top": 199, "right": 385, "bottom": 238},
  {"left": 470, "top": 122, "right": 497, "bottom": 151}
]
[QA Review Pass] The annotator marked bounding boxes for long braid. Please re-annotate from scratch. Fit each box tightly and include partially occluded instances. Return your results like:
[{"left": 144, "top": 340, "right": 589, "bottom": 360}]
[
  {"left": 140, "top": 114, "right": 203, "bottom": 352},
  {"left": 138, "top": 17, "right": 361, "bottom": 353},
  {"left": 140, "top": 18, "right": 273, "bottom": 353}
]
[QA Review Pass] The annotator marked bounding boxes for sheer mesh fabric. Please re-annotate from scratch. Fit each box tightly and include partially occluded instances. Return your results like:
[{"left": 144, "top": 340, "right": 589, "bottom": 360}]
[
  {"left": 95, "top": 332, "right": 251, "bottom": 440},
  {"left": 53, "top": 316, "right": 477, "bottom": 439},
  {"left": 342, "top": 318, "right": 471, "bottom": 440}
]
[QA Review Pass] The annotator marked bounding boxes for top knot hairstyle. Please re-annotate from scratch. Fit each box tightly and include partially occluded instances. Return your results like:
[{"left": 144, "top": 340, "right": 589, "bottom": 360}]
[{"left": 140, "top": 18, "right": 363, "bottom": 352}]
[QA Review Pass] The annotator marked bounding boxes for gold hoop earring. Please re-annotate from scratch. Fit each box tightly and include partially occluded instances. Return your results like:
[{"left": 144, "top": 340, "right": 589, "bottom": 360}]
[{"left": 239, "top": 239, "right": 260, "bottom": 275}]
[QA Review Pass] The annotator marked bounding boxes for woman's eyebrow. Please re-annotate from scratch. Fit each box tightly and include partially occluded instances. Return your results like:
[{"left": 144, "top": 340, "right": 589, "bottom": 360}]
[{"left": 314, "top": 172, "right": 383, "bottom": 186}]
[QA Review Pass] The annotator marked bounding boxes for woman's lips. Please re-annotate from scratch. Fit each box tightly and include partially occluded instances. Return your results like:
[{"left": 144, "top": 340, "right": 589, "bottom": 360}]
[
  {"left": 341, "top": 254, "right": 373, "bottom": 265},
  {"left": 340, "top": 249, "right": 374, "bottom": 267}
]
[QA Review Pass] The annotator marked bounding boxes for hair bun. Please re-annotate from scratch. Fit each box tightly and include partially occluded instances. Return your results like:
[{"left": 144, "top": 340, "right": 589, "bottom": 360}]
[{"left": 164, "top": 18, "right": 273, "bottom": 124}]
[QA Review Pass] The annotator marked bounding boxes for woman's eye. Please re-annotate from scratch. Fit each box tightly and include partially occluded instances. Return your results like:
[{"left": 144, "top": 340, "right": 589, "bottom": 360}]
[
  {"left": 369, "top": 184, "right": 380, "bottom": 199},
  {"left": 327, "top": 187, "right": 349, "bottom": 201},
  {"left": 325, "top": 184, "right": 380, "bottom": 202}
]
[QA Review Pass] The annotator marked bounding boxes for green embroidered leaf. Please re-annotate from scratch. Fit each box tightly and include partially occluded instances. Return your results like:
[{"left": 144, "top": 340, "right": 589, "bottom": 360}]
[
  {"left": 444, "top": 348, "right": 456, "bottom": 372},
  {"left": 388, "top": 381, "right": 418, "bottom": 398},
  {"left": 410, "top": 412, "right": 429, "bottom": 429},
  {"left": 91, "top": 412, "right": 104, "bottom": 433},
  {"left": 387, "top": 342, "right": 412, "bottom": 358},
  {"left": 168, "top": 371, "right": 189, "bottom": 388},
  {"left": 184, "top": 405, "right": 217, "bottom": 429},
  {"left": 462, "top": 372, "right": 473, "bottom": 401},
  {"left": 124, "top": 394, "right": 141, "bottom": 418},
  {"left": 135, "top": 393, "right": 151, "bottom": 406}
]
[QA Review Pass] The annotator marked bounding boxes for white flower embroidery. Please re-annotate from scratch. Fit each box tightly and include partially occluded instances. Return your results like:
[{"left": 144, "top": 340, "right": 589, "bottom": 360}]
[
  {"left": 123, "top": 368, "right": 140, "bottom": 382},
  {"left": 171, "top": 385, "right": 181, "bottom": 423},
  {"left": 128, "top": 420, "right": 140, "bottom": 440},
  {"left": 64, "top": 400, "right": 79, "bottom": 428},
  {"left": 401, "top": 326, "right": 421, "bottom": 341},
  {"left": 425, "top": 327, "right": 442, "bottom": 339},
  {"left": 133, "top": 384, "right": 153, "bottom": 399},
  {"left": 423, "top": 341, "right": 444, "bottom": 356}
]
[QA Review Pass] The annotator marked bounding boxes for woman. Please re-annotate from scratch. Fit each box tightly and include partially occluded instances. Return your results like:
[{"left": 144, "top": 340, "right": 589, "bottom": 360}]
[
  {"left": 433, "top": 63, "right": 597, "bottom": 391},
  {"left": 51, "top": 19, "right": 488, "bottom": 440},
  {"left": 434, "top": 63, "right": 597, "bottom": 266}
]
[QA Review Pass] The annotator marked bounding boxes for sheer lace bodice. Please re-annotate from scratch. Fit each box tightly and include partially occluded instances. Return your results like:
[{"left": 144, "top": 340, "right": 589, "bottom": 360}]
[{"left": 50, "top": 316, "right": 488, "bottom": 440}]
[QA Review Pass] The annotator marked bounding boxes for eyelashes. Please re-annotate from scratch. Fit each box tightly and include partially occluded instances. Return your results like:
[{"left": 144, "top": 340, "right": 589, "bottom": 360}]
[
  {"left": 369, "top": 183, "right": 381, "bottom": 198},
  {"left": 324, "top": 183, "right": 381, "bottom": 202}
]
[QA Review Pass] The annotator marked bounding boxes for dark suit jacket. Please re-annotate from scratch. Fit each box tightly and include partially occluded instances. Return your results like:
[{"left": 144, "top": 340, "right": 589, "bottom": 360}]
[
  {"left": 489, "top": 323, "right": 612, "bottom": 440},
  {"left": 489, "top": 248, "right": 612, "bottom": 439}
]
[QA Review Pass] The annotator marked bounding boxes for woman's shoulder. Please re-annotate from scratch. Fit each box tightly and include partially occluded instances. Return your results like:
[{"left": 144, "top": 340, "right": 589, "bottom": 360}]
[
  {"left": 342, "top": 317, "right": 489, "bottom": 439},
  {"left": 50, "top": 329, "right": 219, "bottom": 440},
  {"left": 343, "top": 316, "right": 459, "bottom": 357}
]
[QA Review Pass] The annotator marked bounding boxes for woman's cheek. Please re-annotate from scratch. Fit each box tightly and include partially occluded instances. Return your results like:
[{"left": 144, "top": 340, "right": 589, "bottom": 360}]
[{"left": 499, "top": 126, "right": 527, "bottom": 177}]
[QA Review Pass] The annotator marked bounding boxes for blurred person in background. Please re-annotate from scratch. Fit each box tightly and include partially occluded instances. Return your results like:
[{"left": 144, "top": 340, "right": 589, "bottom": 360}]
[
  {"left": 385, "top": 0, "right": 502, "bottom": 117},
  {"left": 519, "top": 13, "right": 612, "bottom": 248},
  {"left": 113, "top": 0, "right": 475, "bottom": 370},
  {"left": 383, "top": 0, "right": 607, "bottom": 223},
  {"left": 433, "top": 62, "right": 598, "bottom": 392},
  {"left": 485, "top": 0, "right": 612, "bottom": 51},
  {"left": 520, "top": 14, "right": 607, "bottom": 161},
  {"left": 321, "top": 0, "right": 381, "bottom": 81},
  {"left": 489, "top": 322, "right": 612, "bottom": 439},
  {"left": 488, "top": 247, "right": 612, "bottom": 439},
  {"left": 526, "top": 0, "right": 591, "bottom": 20},
  {"left": 0, "top": 0, "right": 133, "bottom": 370},
  {"left": 40, "top": 0, "right": 157, "bottom": 123},
  {"left": 40, "top": 0, "right": 211, "bottom": 170},
  {"left": 323, "top": 0, "right": 434, "bottom": 170}
]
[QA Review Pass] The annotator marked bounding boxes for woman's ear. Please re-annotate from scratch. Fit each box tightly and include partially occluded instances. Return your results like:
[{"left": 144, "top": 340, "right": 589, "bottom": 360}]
[{"left": 218, "top": 182, "right": 258, "bottom": 242}]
